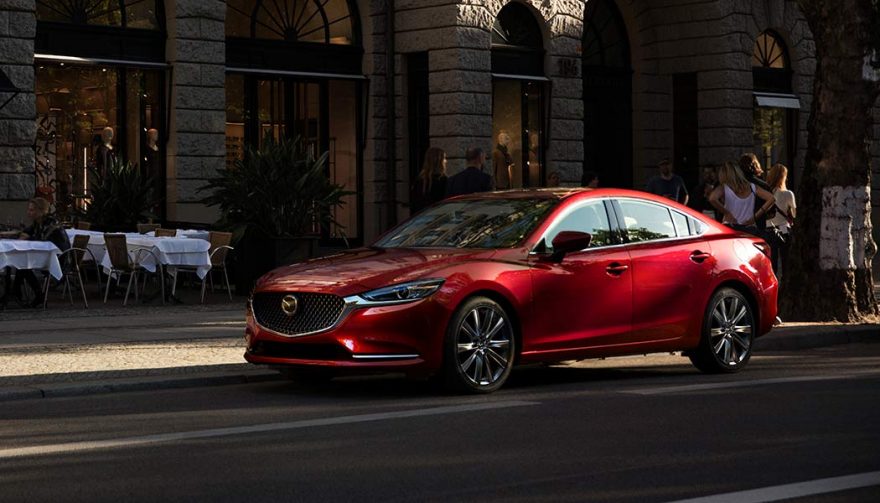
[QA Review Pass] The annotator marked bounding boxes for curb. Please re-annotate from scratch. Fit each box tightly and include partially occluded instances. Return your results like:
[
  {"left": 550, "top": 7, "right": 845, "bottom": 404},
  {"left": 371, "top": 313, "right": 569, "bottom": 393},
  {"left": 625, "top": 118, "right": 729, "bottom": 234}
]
[
  {"left": 0, "top": 369, "right": 281, "bottom": 403},
  {"left": 755, "top": 324, "right": 879, "bottom": 351}
]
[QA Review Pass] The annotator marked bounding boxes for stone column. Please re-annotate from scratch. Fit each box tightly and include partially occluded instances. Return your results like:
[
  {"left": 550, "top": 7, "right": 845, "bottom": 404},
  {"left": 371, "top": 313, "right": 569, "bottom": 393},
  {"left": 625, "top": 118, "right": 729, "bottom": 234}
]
[
  {"left": 0, "top": 0, "right": 35, "bottom": 218},
  {"left": 164, "top": 0, "right": 226, "bottom": 224},
  {"left": 546, "top": 9, "right": 584, "bottom": 185}
]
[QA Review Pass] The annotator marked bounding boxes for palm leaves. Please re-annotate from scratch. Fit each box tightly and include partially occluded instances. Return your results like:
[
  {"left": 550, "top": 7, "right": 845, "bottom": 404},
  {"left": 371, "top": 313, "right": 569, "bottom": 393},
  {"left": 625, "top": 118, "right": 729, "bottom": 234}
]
[
  {"left": 80, "top": 158, "right": 159, "bottom": 228},
  {"left": 199, "top": 136, "right": 350, "bottom": 240}
]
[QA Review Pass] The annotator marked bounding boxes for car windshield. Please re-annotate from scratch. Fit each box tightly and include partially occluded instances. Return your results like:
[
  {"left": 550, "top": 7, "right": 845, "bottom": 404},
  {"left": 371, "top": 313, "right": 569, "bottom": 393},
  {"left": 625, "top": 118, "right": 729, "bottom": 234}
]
[{"left": 375, "top": 197, "right": 557, "bottom": 249}]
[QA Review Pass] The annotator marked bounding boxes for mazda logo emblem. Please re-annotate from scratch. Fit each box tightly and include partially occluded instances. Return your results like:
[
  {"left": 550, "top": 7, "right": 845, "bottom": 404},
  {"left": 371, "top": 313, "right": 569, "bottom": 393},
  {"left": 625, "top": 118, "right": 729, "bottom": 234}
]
[{"left": 281, "top": 294, "right": 299, "bottom": 317}]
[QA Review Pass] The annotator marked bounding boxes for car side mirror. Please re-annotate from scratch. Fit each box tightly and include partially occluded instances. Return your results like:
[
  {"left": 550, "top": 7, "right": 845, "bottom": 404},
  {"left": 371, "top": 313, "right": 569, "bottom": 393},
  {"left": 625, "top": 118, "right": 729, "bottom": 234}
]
[{"left": 549, "top": 231, "right": 592, "bottom": 262}]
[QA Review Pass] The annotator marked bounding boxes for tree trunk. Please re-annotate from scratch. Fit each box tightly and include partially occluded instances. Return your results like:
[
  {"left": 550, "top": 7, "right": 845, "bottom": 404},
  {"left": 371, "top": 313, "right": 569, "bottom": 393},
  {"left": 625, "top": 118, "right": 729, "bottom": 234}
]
[{"left": 781, "top": 0, "right": 880, "bottom": 321}]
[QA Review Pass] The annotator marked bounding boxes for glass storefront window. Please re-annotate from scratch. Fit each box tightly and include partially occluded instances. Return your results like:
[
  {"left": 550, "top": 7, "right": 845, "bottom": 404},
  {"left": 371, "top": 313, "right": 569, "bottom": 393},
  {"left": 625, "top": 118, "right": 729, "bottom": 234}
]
[
  {"left": 35, "top": 64, "right": 163, "bottom": 215},
  {"left": 492, "top": 80, "right": 545, "bottom": 188},
  {"left": 225, "top": 75, "right": 360, "bottom": 240}
]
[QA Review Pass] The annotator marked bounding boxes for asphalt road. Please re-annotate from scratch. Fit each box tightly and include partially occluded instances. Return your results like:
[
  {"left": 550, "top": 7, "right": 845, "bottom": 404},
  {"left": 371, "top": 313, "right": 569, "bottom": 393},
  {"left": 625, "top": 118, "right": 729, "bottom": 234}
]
[{"left": 1, "top": 343, "right": 879, "bottom": 503}]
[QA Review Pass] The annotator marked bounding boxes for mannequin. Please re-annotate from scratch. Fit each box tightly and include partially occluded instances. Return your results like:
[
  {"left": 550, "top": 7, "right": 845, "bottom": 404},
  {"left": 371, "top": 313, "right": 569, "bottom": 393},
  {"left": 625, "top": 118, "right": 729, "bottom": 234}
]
[
  {"left": 492, "top": 130, "right": 514, "bottom": 190},
  {"left": 143, "top": 128, "right": 159, "bottom": 177},
  {"left": 528, "top": 131, "right": 541, "bottom": 187},
  {"left": 94, "top": 126, "right": 116, "bottom": 179}
]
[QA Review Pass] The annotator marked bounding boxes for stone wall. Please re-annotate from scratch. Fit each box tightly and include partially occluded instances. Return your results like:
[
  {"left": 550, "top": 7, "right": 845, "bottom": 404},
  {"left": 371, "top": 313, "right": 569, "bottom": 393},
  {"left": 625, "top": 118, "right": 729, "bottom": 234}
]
[
  {"left": 0, "top": 0, "right": 35, "bottom": 218},
  {"left": 164, "top": 0, "right": 226, "bottom": 224}
]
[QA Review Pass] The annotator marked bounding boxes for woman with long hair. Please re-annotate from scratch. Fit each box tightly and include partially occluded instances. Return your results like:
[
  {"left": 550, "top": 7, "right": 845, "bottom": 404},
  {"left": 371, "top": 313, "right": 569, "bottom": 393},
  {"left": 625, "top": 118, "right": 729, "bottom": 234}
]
[
  {"left": 767, "top": 163, "right": 796, "bottom": 276},
  {"left": 413, "top": 147, "right": 448, "bottom": 212},
  {"left": 708, "top": 161, "right": 776, "bottom": 232}
]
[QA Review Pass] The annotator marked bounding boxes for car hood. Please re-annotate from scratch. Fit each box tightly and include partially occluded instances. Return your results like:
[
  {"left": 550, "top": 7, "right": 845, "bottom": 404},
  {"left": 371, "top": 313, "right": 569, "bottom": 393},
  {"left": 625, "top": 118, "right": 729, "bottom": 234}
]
[{"left": 256, "top": 247, "right": 495, "bottom": 296}]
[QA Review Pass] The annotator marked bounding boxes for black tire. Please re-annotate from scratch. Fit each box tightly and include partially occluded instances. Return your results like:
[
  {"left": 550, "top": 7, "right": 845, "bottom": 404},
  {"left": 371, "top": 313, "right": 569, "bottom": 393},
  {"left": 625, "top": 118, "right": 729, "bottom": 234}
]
[
  {"left": 689, "top": 287, "right": 755, "bottom": 373},
  {"left": 443, "top": 296, "right": 515, "bottom": 394}
]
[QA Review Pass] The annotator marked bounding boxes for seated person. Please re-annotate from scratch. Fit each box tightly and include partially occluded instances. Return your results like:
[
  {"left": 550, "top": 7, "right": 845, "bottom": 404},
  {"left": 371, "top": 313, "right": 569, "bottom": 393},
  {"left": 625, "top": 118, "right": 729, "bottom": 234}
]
[{"left": 1, "top": 197, "right": 70, "bottom": 308}]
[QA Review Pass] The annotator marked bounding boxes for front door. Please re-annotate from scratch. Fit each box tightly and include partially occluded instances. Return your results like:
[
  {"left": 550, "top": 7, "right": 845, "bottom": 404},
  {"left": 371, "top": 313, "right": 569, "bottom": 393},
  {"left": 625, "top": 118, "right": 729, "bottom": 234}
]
[{"left": 527, "top": 200, "right": 632, "bottom": 354}]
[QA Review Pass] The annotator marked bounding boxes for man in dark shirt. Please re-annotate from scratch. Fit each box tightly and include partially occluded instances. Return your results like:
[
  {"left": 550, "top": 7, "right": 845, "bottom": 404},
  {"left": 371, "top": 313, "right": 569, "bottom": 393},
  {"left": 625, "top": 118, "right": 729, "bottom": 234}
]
[
  {"left": 446, "top": 147, "right": 492, "bottom": 196},
  {"left": 646, "top": 159, "right": 689, "bottom": 205}
]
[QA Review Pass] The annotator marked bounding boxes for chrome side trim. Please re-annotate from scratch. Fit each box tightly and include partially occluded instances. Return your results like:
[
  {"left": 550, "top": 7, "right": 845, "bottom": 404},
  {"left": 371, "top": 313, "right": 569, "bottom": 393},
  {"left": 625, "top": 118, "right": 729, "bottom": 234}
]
[{"left": 351, "top": 354, "right": 420, "bottom": 360}]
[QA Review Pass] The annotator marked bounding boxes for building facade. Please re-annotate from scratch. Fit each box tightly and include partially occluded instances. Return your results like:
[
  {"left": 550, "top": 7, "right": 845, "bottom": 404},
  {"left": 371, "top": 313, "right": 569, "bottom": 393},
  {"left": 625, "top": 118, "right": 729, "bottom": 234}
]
[{"left": 1, "top": 0, "right": 878, "bottom": 246}]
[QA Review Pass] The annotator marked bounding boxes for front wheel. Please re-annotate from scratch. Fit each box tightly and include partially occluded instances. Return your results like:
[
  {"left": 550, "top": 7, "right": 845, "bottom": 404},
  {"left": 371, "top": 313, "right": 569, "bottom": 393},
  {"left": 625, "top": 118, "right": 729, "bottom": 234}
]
[
  {"left": 443, "top": 297, "right": 515, "bottom": 394},
  {"left": 689, "top": 287, "right": 755, "bottom": 373}
]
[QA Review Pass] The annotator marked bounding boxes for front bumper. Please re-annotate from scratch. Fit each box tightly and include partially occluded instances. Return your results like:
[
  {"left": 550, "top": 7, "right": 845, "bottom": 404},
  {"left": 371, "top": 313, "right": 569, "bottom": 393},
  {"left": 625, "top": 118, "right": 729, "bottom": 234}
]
[{"left": 244, "top": 294, "right": 450, "bottom": 374}]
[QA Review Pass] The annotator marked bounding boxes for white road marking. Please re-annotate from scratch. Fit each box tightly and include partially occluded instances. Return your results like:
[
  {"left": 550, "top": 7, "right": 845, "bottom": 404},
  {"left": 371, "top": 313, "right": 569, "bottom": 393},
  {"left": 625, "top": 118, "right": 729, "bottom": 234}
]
[
  {"left": 668, "top": 470, "right": 880, "bottom": 503},
  {"left": 624, "top": 373, "right": 879, "bottom": 395},
  {"left": 0, "top": 401, "right": 537, "bottom": 460}
]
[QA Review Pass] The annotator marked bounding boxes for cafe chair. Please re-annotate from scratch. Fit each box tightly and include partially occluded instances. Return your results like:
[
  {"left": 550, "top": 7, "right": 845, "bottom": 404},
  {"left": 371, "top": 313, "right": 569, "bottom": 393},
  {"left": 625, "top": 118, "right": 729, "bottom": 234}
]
[
  {"left": 58, "top": 234, "right": 98, "bottom": 308},
  {"left": 75, "top": 221, "right": 92, "bottom": 230},
  {"left": 154, "top": 228, "right": 176, "bottom": 237},
  {"left": 136, "top": 223, "right": 160, "bottom": 234},
  {"left": 204, "top": 231, "right": 234, "bottom": 302},
  {"left": 103, "top": 234, "right": 165, "bottom": 306}
]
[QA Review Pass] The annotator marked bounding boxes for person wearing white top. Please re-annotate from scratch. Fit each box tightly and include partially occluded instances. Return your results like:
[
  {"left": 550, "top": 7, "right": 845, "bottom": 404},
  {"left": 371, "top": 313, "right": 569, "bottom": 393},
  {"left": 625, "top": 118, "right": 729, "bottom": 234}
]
[
  {"left": 767, "top": 163, "right": 797, "bottom": 276},
  {"left": 708, "top": 161, "right": 776, "bottom": 231}
]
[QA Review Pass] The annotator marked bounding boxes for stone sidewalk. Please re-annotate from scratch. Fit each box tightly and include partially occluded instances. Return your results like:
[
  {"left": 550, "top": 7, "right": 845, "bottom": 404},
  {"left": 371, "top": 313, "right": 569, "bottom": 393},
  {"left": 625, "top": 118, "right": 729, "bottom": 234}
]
[{"left": 0, "top": 300, "right": 878, "bottom": 402}]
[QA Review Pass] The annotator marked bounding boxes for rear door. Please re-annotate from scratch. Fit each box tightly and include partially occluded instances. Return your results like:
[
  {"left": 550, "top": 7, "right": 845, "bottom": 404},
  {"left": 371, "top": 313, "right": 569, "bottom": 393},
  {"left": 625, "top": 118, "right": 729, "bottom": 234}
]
[
  {"left": 613, "top": 198, "right": 715, "bottom": 344},
  {"left": 528, "top": 200, "right": 633, "bottom": 353}
]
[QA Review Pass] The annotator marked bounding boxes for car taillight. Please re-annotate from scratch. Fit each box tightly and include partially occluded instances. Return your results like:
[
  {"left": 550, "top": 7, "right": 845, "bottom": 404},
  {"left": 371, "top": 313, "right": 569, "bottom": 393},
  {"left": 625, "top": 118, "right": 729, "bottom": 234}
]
[{"left": 753, "top": 241, "right": 771, "bottom": 258}]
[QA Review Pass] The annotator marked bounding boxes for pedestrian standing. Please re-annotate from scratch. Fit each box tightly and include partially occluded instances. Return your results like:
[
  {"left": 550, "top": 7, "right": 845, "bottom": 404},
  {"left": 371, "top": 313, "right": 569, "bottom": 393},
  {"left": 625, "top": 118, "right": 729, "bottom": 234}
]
[
  {"left": 767, "top": 163, "right": 797, "bottom": 276},
  {"left": 739, "top": 153, "right": 774, "bottom": 230},
  {"left": 412, "top": 147, "right": 448, "bottom": 212},
  {"left": 646, "top": 159, "right": 689, "bottom": 205},
  {"left": 708, "top": 161, "right": 776, "bottom": 235},
  {"left": 446, "top": 147, "right": 492, "bottom": 196}
]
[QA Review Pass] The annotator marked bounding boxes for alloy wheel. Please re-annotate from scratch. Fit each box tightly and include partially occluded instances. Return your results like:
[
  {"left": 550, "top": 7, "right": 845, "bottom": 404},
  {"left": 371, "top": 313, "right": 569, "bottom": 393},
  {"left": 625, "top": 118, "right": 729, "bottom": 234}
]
[
  {"left": 455, "top": 304, "right": 513, "bottom": 387},
  {"left": 709, "top": 293, "right": 753, "bottom": 366}
]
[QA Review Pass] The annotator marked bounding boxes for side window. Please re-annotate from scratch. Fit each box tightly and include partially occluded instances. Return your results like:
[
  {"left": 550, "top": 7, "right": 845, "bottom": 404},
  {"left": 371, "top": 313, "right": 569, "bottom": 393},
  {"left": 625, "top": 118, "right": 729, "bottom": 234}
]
[
  {"left": 544, "top": 201, "right": 613, "bottom": 251},
  {"left": 690, "top": 217, "right": 706, "bottom": 235},
  {"left": 618, "top": 200, "right": 676, "bottom": 243},
  {"left": 671, "top": 210, "right": 690, "bottom": 237}
]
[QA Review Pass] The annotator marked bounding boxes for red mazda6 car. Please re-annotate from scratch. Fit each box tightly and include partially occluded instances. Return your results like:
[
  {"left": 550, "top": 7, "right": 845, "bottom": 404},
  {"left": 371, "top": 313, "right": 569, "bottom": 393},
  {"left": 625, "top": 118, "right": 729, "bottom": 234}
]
[{"left": 245, "top": 188, "right": 778, "bottom": 393}]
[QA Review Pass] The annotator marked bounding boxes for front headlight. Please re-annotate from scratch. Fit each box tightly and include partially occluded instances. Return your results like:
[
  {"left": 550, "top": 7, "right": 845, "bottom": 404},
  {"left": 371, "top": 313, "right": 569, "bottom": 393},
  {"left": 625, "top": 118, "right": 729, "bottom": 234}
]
[{"left": 358, "top": 278, "right": 445, "bottom": 304}]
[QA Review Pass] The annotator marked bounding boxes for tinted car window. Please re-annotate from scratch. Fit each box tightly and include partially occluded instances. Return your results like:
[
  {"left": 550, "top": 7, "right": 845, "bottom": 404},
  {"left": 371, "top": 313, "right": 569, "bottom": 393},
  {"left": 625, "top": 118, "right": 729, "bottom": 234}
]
[
  {"left": 671, "top": 210, "right": 690, "bottom": 237},
  {"left": 618, "top": 200, "right": 676, "bottom": 242},
  {"left": 543, "top": 201, "right": 613, "bottom": 251},
  {"left": 375, "top": 198, "right": 557, "bottom": 249}
]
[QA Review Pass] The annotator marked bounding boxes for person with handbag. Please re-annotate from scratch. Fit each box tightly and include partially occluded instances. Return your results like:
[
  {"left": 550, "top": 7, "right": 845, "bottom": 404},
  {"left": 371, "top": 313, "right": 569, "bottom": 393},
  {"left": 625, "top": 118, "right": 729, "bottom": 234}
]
[{"left": 767, "top": 163, "right": 797, "bottom": 277}]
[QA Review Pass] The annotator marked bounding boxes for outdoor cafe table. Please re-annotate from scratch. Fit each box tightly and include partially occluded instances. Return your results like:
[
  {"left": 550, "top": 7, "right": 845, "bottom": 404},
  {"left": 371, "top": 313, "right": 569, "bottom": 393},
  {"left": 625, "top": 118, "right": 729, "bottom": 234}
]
[
  {"left": 65, "top": 230, "right": 212, "bottom": 279},
  {"left": 0, "top": 239, "right": 63, "bottom": 281},
  {"left": 145, "top": 229, "right": 210, "bottom": 241}
]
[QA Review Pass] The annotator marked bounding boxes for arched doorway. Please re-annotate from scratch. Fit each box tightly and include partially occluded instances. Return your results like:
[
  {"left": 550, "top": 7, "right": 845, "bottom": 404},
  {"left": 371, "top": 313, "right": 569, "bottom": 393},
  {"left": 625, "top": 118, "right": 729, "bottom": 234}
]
[
  {"left": 225, "top": 0, "right": 363, "bottom": 244},
  {"left": 582, "top": 0, "right": 632, "bottom": 189},
  {"left": 752, "top": 30, "right": 798, "bottom": 178},
  {"left": 491, "top": 2, "right": 547, "bottom": 189}
]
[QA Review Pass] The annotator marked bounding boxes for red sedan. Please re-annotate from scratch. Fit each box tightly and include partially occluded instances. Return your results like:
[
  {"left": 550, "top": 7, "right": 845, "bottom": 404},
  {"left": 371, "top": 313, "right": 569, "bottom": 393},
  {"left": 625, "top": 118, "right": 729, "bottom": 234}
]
[{"left": 245, "top": 188, "right": 778, "bottom": 393}]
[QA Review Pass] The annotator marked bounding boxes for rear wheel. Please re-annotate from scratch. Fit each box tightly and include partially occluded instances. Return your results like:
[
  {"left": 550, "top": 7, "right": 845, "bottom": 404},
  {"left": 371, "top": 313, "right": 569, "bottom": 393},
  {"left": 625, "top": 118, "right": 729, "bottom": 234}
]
[
  {"left": 443, "top": 297, "right": 515, "bottom": 394},
  {"left": 689, "top": 287, "right": 755, "bottom": 373}
]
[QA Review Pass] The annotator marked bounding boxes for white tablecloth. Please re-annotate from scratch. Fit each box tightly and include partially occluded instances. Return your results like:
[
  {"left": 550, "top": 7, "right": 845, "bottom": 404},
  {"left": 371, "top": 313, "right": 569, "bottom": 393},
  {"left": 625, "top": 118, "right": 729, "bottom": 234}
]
[
  {"left": 102, "top": 235, "right": 212, "bottom": 279},
  {"left": 145, "top": 229, "right": 210, "bottom": 241},
  {"left": 0, "top": 239, "right": 63, "bottom": 280}
]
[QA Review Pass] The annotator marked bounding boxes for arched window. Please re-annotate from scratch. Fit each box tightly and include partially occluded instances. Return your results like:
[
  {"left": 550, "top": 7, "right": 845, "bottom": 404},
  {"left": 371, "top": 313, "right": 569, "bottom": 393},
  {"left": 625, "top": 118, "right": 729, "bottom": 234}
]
[
  {"left": 227, "top": 0, "right": 354, "bottom": 45},
  {"left": 36, "top": 0, "right": 161, "bottom": 29},
  {"left": 752, "top": 30, "right": 791, "bottom": 92},
  {"left": 491, "top": 2, "right": 543, "bottom": 76},
  {"left": 582, "top": 0, "right": 629, "bottom": 68}
]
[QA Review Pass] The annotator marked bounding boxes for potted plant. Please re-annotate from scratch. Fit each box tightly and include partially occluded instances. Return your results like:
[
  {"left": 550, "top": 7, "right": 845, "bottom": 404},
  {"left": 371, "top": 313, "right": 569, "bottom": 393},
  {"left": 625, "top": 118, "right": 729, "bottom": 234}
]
[
  {"left": 79, "top": 158, "right": 159, "bottom": 231},
  {"left": 200, "top": 135, "right": 350, "bottom": 291}
]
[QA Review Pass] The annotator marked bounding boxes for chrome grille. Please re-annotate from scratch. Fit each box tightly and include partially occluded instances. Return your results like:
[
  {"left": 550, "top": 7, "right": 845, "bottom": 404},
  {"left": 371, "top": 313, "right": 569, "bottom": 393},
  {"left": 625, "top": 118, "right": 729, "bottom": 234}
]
[{"left": 252, "top": 292, "right": 346, "bottom": 336}]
